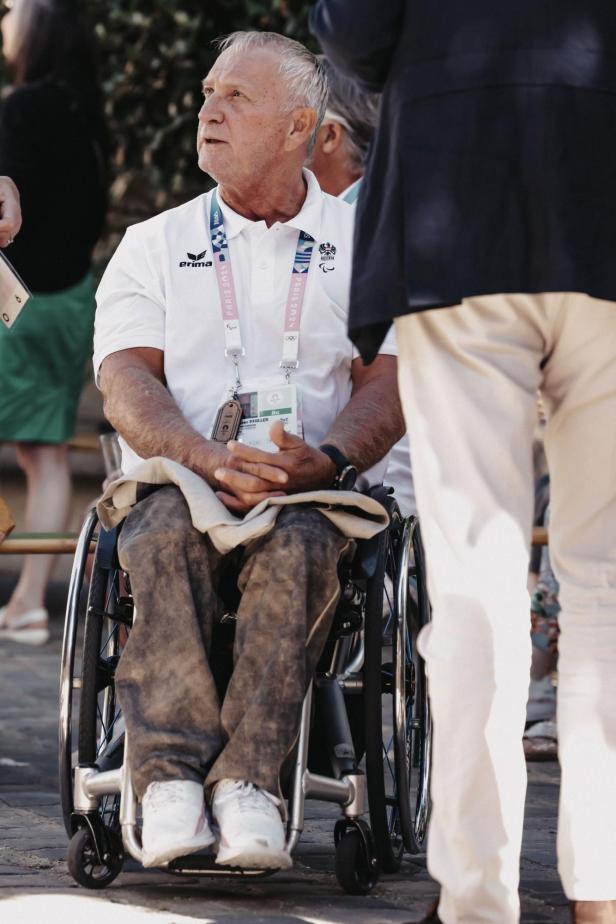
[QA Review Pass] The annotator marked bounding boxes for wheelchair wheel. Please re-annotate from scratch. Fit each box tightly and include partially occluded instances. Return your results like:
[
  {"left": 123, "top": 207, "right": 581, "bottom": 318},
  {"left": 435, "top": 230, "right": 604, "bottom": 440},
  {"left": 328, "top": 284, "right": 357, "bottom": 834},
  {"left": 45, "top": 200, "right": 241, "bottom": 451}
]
[
  {"left": 363, "top": 500, "right": 406, "bottom": 872},
  {"left": 77, "top": 537, "right": 130, "bottom": 833},
  {"left": 334, "top": 820, "right": 379, "bottom": 895},
  {"left": 59, "top": 508, "right": 99, "bottom": 835},
  {"left": 67, "top": 825, "right": 123, "bottom": 890},
  {"left": 59, "top": 511, "right": 130, "bottom": 848},
  {"left": 392, "top": 517, "right": 432, "bottom": 854}
]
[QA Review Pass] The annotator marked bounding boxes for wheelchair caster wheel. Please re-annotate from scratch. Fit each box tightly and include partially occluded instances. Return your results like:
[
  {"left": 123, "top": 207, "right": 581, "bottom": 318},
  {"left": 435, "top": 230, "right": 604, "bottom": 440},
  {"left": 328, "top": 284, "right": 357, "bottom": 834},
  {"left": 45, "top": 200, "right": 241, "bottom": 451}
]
[
  {"left": 67, "top": 826, "right": 123, "bottom": 889},
  {"left": 335, "top": 826, "right": 379, "bottom": 895}
]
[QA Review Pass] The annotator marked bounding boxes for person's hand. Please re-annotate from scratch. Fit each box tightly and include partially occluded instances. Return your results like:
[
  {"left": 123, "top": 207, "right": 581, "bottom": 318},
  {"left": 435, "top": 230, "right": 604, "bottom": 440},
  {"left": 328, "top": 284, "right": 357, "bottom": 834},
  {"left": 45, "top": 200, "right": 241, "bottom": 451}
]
[
  {"left": 192, "top": 438, "right": 289, "bottom": 516},
  {"left": 225, "top": 420, "right": 337, "bottom": 496},
  {"left": 0, "top": 177, "right": 21, "bottom": 248}
]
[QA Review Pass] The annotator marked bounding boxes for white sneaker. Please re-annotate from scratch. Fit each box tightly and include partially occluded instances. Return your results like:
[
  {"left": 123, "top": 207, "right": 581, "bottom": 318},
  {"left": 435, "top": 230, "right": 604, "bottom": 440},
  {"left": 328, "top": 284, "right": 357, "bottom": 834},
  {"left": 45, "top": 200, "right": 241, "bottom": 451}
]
[
  {"left": 212, "top": 779, "right": 292, "bottom": 870},
  {"left": 141, "top": 780, "right": 215, "bottom": 868},
  {"left": 0, "top": 606, "right": 49, "bottom": 645}
]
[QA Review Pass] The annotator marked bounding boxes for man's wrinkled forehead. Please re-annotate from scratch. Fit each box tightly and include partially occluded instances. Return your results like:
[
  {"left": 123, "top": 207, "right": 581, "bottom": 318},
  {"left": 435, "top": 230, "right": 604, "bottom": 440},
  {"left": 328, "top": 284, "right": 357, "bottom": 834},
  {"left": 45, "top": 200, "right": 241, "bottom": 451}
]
[{"left": 204, "top": 46, "right": 282, "bottom": 95}]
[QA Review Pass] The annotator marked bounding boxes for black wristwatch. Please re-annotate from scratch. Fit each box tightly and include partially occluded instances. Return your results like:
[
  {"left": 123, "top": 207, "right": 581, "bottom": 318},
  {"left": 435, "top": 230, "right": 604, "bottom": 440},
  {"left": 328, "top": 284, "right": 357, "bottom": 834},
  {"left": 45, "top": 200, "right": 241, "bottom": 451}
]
[{"left": 319, "top": 444, "right": 358, "bottom": 491}]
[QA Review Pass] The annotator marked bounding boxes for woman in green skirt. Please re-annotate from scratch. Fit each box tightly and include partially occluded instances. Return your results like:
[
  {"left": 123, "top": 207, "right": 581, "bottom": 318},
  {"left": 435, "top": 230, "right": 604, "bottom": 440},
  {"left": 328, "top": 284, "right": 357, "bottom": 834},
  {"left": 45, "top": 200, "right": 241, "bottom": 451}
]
[{"left": 0, "top": 0, "right": 107, "bottom": 643}]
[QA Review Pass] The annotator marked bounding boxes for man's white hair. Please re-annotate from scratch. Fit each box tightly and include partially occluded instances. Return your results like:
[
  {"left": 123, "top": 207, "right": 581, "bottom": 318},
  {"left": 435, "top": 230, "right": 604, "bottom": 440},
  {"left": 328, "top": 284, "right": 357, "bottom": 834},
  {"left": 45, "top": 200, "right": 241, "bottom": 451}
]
[{"left": 215, "top": 31, "right": 328, "bottom": 150}]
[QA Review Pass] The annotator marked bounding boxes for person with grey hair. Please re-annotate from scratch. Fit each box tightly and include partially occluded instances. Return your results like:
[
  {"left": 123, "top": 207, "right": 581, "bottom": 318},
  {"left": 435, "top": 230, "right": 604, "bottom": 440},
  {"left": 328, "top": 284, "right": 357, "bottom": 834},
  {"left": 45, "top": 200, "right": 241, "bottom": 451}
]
[
  {"left": 309, "top": 57, "right": 378, "bottom": 200},
  {"left": 94, "top": 31, "right": 403, "bottom": 871},
  {"left": 310, "top": 60, "right": 417, "bottom": 518}
]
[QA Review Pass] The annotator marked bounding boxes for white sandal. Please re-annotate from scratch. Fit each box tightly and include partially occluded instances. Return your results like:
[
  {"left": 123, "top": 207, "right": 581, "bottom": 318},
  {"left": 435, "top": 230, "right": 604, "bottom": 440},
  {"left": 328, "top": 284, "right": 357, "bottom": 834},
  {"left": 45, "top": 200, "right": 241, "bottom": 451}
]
[{"left": 0, "top": 606, "right": 50, "bottom": 645}]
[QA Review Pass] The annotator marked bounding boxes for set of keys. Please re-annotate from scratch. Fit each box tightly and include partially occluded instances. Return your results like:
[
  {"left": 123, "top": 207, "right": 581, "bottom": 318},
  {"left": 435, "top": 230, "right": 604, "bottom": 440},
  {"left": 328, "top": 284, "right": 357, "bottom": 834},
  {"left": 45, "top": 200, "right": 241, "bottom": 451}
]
[{"left": 211, "top": 398, "right": 243, "bottom": 443}]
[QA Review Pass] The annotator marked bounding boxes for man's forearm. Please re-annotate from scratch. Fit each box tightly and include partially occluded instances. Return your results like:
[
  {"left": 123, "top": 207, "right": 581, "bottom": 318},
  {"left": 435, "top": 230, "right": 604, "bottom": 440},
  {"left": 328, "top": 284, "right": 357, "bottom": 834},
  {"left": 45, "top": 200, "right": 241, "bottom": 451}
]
[
  {"left": 322, "top": 377, "right": 405, "bottom": 473},
  {"left": 102, "top": 364, "right": 220, "bottom": 480}
]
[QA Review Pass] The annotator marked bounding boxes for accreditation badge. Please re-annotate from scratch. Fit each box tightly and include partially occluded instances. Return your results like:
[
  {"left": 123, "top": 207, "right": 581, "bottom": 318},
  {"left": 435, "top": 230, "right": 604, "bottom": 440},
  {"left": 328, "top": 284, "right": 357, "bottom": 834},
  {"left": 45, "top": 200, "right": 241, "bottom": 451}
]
[{"left": 235, "top": 379, "right": 302, "bottom": 452}]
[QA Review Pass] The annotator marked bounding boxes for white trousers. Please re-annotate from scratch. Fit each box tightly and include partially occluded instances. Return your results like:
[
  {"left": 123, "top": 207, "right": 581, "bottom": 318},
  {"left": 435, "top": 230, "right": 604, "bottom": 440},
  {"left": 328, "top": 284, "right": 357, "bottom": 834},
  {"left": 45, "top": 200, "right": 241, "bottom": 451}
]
[{"left": 395, "top": 293, "right": 616, "bottom": 924}]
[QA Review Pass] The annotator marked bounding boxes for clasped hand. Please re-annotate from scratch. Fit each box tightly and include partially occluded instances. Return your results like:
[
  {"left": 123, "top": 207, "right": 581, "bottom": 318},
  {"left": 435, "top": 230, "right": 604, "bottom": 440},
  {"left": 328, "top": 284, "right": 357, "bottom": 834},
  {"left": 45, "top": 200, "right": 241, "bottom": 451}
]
[{"left": 213, "top": 420, "right": 336, "bottom": 515}]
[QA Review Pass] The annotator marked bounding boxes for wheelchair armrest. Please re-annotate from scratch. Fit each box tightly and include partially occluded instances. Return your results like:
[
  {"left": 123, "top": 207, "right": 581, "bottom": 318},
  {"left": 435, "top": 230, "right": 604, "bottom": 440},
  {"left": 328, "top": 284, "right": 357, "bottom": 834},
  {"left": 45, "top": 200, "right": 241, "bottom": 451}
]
[
  {"left": 350, "top": 537, "right": 379, "bottom": 581},
  {"left": 97, "top": 523, "right": 121, "bottom": 571},
  {"left": 364, "top": 483, "right": 394, "bottom": 508},
  {"left": 350, "top": 484, "right": 396, "bottom": 581}
]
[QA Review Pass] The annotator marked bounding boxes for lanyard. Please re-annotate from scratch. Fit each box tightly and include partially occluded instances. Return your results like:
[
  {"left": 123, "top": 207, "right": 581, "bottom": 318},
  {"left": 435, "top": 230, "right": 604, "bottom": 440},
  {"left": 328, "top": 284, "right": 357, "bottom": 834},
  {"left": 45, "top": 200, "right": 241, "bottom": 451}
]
[{"left": 209, "top": 188, "right": 315, "bottom": 388}]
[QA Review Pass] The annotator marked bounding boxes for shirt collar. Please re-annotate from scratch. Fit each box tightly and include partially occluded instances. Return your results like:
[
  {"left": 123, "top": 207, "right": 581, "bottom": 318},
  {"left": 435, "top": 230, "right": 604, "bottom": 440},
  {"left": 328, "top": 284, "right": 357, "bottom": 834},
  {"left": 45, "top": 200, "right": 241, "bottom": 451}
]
[
  {"left": 214, "top": 168, "right": 323, "bottom": 242},
  {"left": 283, "top": 168, "right": 323, "bottom": 241},
  {"left": 339, "top": 178, "right": 362, "bottom": 204}
]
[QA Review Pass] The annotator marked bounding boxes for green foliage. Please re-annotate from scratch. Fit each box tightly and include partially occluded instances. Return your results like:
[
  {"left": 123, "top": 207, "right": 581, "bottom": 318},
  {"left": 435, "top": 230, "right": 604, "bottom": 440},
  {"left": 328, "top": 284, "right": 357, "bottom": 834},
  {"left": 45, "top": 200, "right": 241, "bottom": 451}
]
[{"left": 88, "top": 0, "right": 314, "bottom": 217}]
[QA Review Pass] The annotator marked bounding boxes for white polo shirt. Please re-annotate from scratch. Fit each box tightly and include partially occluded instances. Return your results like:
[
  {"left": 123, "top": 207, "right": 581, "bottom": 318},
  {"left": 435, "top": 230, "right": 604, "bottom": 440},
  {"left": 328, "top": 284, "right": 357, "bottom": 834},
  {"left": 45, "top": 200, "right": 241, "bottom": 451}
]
[
  {"left": 339, "top": 179, "right": 417, "bottom": 517},
  {"left": 94, "top": 169, "right": 396, "bottom": 484}
]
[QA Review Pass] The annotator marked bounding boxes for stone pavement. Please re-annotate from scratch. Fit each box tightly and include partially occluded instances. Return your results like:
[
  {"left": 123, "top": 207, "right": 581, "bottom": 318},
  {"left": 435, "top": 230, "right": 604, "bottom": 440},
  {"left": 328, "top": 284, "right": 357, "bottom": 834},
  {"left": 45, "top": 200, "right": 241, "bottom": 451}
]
[{"left": 0, "top": 583, "right": 569, "bottom": 924}]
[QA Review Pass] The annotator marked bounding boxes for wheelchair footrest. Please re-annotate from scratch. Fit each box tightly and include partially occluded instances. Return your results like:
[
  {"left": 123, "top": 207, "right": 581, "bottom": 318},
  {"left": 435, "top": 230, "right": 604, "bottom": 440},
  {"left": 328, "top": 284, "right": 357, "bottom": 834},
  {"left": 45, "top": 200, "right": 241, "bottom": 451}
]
[{"left": 167, "top": 852, "right": 276, "bottom": 878}]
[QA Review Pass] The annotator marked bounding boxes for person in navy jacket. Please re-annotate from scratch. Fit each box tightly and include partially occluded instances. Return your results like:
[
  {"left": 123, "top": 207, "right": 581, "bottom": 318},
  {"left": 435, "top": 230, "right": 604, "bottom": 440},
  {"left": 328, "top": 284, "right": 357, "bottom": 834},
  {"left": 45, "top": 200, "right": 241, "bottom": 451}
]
[{"left": 312, "top": 4, "right": 616, "bottom": 923}]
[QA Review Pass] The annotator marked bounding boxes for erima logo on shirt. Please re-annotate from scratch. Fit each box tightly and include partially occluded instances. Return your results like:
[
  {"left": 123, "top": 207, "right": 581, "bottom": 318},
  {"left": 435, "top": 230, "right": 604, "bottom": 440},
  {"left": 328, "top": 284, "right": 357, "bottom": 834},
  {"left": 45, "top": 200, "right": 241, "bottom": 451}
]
[{"left": 179, "top": 249, "right": 212, "bottom": 268}]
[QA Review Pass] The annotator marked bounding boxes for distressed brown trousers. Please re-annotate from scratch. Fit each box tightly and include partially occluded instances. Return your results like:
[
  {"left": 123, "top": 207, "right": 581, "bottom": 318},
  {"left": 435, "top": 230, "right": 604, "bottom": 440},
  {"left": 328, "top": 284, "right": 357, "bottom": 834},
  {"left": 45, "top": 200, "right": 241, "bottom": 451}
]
[{"left": 115, "top": 486, "right": 352, "bottom": 799}]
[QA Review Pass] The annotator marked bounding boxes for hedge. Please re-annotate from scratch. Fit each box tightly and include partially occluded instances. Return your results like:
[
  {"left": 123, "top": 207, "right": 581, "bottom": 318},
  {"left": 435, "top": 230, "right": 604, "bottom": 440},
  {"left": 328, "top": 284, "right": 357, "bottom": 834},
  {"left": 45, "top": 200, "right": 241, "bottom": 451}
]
[{"left": 90, "top": 0, "right": 313, "bottom": 223}]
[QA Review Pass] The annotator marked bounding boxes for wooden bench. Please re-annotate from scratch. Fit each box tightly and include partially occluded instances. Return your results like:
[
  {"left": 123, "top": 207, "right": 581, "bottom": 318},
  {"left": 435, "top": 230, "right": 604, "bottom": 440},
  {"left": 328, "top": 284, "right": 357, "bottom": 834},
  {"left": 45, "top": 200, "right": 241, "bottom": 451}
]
[
  {"left": 66, "top": 434, "right": 101, "bottom": 454},
  {"left": 0, "top": 532, "right": 94, "bottom": 555},
  {"left": 0, "top": 496, "right": 15, "bottom": 545},
  {"left": 3, "top": 433, "right": 551, "bottom": 556},
  {"left": 0, "top": 496, "right": 94, "bottom": 555},
  {"left": 0, "top": 520, "right": 548, "bottom": 556},
  {"left": 0, "top": 434, "right": 102, "bottom": 554}
]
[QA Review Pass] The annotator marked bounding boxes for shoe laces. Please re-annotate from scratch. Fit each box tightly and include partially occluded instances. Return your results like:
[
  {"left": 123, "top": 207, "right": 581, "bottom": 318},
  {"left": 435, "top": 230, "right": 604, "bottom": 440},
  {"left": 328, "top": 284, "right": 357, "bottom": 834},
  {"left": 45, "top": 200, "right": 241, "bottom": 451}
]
[
  {"left": 216, "top": 780, "right": 280, "bottom": 813},
  {"left": 144, "top": 781, "right": 197, "bottom": 809}
]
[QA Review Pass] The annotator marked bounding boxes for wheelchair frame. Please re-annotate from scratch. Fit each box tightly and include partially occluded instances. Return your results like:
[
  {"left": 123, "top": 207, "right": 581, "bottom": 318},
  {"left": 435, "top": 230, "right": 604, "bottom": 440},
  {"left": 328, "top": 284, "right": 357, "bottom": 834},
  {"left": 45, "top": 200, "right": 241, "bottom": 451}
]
[{"left": 59, "top": 490, "right": 431, "bottom": 894}]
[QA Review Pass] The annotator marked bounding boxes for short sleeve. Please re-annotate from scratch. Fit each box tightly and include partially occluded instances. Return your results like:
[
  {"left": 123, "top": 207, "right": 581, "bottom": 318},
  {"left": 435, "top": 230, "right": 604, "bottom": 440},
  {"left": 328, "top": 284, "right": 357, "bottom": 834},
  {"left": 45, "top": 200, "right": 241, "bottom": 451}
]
[
  {"left": 93, "top": 225, "right": 166, "bottom": 384},
  {"left": 351, "top": 321, "right": 397, "bottom": 360}
]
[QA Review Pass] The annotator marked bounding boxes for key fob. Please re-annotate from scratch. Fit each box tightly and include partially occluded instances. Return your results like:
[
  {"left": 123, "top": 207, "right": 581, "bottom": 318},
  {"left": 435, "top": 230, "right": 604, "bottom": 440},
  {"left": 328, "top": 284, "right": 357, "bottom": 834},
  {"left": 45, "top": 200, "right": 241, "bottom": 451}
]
[{"left": 211, "top": 399, "right": 243, "bottom": 443}]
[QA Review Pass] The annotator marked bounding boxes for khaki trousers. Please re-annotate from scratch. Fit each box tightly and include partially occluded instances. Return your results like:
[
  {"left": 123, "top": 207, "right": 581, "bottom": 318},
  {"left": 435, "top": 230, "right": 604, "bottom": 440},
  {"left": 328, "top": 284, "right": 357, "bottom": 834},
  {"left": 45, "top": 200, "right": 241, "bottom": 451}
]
[{"left": 396, "top": 293, "right": 616, "bottom": 923}]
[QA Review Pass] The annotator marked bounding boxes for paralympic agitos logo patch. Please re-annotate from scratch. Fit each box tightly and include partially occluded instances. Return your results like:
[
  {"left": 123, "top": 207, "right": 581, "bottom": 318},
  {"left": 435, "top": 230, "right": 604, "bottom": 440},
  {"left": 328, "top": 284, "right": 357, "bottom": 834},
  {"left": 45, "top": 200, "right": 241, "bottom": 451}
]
[{"left": 179, "top": 248, "right": 212, "bottom": 268}]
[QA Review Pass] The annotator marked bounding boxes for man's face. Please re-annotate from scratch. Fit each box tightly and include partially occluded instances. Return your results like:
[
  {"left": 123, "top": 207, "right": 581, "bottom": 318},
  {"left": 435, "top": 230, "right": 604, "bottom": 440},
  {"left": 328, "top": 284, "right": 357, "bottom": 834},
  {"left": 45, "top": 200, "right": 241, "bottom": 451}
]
[{"left": 197, "top": 47, "right": 298, "bottom": 187}]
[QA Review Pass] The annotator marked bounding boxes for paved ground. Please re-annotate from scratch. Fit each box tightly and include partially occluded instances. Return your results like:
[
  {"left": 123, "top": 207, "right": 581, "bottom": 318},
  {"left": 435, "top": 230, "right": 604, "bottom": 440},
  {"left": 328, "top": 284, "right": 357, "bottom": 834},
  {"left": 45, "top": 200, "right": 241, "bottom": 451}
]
[{"left": 0, "top": 575, "right": 570, "bottom": 924}]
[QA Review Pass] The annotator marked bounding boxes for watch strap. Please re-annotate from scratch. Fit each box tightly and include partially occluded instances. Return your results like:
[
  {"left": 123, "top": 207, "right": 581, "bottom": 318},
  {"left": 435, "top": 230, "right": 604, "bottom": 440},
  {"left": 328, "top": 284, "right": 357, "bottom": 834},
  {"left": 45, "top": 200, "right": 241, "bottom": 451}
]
[
  {"left": 319, "top": 443, "right": 351, "bottom": 478},
  {"left": 319, "top": 443, "right": 358, "bottom": 490}
]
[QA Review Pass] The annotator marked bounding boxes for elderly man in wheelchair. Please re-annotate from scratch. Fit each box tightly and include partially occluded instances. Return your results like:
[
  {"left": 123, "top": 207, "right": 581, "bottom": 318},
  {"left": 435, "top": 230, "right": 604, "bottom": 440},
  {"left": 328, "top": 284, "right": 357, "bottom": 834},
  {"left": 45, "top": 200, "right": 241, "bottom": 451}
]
[{"left": 82, "top": 32, "right": 409, "bottom": 877}]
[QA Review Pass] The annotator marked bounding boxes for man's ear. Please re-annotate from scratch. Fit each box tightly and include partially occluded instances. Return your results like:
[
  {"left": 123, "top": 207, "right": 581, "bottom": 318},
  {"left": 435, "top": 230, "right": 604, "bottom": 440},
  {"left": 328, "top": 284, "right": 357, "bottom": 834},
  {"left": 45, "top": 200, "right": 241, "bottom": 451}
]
[
  {"left": 285, "top": 106, "right": 318, "bottom": 152},
  {"left": 320, "top": 120, "right": 344, "bottom": 155}
]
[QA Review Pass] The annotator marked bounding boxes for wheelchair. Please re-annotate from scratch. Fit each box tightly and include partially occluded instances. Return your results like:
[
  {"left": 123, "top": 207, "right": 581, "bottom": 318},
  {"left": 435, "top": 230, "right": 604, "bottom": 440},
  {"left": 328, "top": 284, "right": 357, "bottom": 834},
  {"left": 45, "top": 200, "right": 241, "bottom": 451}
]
[{"left": 58, "top": 487, "right": 432, "bottom": 895}]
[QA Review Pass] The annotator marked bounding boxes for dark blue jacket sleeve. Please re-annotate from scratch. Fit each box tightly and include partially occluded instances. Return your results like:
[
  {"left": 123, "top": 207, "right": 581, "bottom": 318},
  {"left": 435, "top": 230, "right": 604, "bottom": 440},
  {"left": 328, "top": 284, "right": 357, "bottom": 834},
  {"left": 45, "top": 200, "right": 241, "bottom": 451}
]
[{"left": 309, "top": 0, "right": 405, "bottom": 91}]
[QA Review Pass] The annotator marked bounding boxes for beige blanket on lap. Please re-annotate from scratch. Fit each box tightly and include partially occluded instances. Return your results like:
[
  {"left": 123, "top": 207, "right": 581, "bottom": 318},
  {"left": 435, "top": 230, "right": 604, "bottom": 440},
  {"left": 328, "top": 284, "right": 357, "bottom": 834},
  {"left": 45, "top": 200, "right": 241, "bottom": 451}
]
[{"left": 97, "top": 457, "right": 389, "bottom": 554}]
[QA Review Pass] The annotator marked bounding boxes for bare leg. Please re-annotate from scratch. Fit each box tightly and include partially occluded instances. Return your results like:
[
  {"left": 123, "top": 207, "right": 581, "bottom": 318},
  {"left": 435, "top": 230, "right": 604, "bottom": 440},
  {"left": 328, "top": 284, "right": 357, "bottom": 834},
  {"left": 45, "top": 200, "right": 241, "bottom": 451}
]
[{"left": 2, "top": 442, "right": 71, "bottom": 624}]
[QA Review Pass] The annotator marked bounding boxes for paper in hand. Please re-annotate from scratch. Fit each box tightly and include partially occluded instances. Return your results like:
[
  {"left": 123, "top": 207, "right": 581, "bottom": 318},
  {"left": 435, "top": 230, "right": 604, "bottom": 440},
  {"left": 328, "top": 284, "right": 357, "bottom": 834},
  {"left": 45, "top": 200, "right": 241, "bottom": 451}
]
[{"left": 0, "top": 250, "right": 30, "bottom": 329}]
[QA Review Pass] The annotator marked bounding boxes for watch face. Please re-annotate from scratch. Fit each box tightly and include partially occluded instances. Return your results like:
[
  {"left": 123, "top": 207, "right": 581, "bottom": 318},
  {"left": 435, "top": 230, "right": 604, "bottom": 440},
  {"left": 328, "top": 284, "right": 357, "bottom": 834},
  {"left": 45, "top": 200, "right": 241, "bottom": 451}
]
[{"left": 338, "top": 464, "right": 358, "bottom": 491}]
